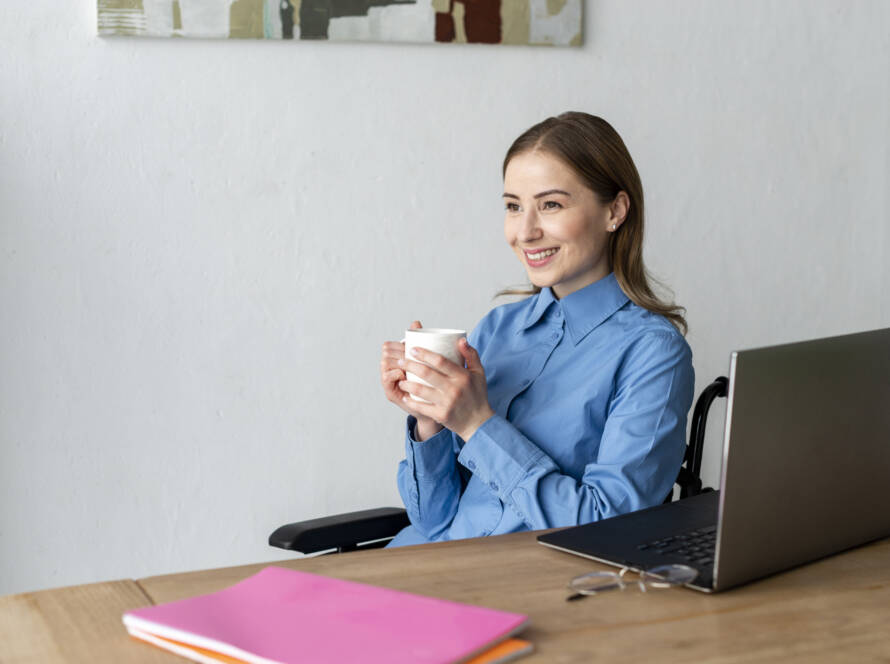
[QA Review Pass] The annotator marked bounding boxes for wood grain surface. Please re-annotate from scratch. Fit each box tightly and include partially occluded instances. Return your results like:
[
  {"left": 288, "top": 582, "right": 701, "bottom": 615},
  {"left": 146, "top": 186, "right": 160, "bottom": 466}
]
[
  {"left": 137, "top": 531, "right": 890, "bottom": 664},
  {"left": 0, "top": 579, "right": 173, "bottom": 663},
  {"left": 2, "top": 531, "right": 889, "bottom": 663}
]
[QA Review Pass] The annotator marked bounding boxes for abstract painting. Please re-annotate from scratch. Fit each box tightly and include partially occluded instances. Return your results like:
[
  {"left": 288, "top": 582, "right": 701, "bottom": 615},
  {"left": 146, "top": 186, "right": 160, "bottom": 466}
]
[{"left": 97, "top": 0, "right": 583, "bottom": 46}]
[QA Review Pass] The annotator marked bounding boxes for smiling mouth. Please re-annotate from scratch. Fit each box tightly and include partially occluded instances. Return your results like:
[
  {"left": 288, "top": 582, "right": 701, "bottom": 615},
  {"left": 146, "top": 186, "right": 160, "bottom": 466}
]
[
  {"left": 525, "top": 247, "right": 558, "bottom": 260},
  {"left": 524, "top": 247, "right": 559, "bottom": 266}
]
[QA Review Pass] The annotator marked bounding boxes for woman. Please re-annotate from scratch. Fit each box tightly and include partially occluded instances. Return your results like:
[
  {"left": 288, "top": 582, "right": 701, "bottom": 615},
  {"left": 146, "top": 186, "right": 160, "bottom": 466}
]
[{"left": 380, "top": 112, "right": 694, "bottom": 546}]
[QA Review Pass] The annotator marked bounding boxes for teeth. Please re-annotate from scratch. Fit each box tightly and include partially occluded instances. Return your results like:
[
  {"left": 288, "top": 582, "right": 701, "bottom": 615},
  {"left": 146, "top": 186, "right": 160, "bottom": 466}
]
[{"left": 527, "top": 248, "right": 558, "bottom": 260}]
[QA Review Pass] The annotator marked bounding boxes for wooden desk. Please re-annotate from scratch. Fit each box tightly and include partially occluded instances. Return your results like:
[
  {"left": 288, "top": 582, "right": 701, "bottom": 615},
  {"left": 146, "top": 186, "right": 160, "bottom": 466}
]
[{"left": 3, "top": 531, "right": 889, "bottom": 663}]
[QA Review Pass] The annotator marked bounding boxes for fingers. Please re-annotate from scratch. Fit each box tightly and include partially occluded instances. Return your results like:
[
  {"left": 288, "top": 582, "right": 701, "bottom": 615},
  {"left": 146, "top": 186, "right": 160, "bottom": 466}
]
[
  {"left": 398, "top": 357, "right": 450, "bottom": 389},
  {"left": 380, "top": 354, "right": 404, "bottom": 375},
  {"left": 458, "top": 338, "right": 483, "bottom": 372},
  {"left": 399, "top": 389, "right": 436, "bottom": 420},
  {"left": 381, "top": 341, "right": 407, "bottom": 372},
  {"left": 382, "top": 368, "right": 405, "bottom": 383},
  {"left": 381, "top": 367, "right": 416, "bottom": 411},
  {"left": 381, "top": 367, "right": 407, "bottom": 398},
  {"left": 398, "top": 379, "right": 436, "bottom": 404},
  {"left": 382, "top": 321, "right": 420, "bottom": 355},
  {"left": 382, "top": 341, "right": 406, "bottom": 356},
  {"left": 405, "top": 346, "right": 461, "bottom": 374}
]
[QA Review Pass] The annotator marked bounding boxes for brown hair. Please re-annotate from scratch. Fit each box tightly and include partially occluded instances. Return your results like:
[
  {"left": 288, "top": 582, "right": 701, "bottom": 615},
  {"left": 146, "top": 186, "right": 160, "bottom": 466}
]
[{"left": 498, "top": 112, "right": 688, "bottom": 336}]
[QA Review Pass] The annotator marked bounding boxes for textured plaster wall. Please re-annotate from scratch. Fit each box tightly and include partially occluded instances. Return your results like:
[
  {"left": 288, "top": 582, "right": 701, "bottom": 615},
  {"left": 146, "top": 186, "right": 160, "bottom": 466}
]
[{"left": 1, "top": 1, "right": 888, "bottom": 595}]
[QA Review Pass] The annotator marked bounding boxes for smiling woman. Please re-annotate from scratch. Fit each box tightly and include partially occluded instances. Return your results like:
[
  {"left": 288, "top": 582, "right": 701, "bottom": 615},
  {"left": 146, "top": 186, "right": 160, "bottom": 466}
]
[
  {"left": 500, "top": 113, "right": 688, "bottom": 333},
  {"left": 379, "top": 112, "right": 695, "bottom": 547}
]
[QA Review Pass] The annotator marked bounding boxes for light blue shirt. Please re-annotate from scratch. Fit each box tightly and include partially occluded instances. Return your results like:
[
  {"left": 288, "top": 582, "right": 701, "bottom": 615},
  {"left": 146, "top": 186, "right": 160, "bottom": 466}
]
[{"left": 388, "top": 272, "right": 694, "bottom": 547}]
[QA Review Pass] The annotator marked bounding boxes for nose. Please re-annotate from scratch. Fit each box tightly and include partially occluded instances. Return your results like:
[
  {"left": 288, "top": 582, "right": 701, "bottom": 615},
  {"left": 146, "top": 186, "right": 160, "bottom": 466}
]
[{"left": 518, "top": 208, "right": 543, "bottom": 242}]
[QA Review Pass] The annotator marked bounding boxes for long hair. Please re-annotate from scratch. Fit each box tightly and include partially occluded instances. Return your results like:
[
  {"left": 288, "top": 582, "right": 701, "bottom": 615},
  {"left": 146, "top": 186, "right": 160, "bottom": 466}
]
[{"left": 498, "top": 112, "right": 688, "bottom": 336}]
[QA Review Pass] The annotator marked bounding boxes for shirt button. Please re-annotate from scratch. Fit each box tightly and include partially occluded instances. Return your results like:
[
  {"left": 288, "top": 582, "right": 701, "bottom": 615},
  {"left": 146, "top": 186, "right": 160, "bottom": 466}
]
[
  {"left": 467, "top": 460, "right": 476, "bottom": 470},
  {"left": 551, "top": 332, "right": 560, "bottom": 340},
  {"left": 489, "top": 481, "right": 499, "bottom": 492},
  {"left": 555, "top": 310, "right": 563, "bottom": 319}
]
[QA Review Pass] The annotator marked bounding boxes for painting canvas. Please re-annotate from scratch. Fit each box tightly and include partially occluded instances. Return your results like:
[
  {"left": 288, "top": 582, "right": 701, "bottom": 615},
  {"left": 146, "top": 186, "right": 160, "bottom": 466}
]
[{"left": 97, "top": 0, "right": 583, "bottom": 46}]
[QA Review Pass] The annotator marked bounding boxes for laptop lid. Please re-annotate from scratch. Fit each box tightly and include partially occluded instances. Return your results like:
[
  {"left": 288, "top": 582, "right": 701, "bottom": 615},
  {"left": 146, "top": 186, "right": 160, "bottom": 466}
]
[{"left": 713, "top": 327, "right": 890, "bottom": 590}]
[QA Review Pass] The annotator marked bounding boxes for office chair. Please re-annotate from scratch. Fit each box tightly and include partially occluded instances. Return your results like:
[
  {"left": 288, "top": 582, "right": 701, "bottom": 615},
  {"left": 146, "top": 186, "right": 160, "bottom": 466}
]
[{"left": 269, "top": 376, "right": 729, "bottom": 555}]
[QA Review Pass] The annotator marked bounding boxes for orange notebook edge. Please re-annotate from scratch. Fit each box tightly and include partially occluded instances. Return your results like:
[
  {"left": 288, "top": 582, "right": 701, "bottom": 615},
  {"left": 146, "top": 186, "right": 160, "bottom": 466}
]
[
  {"left": 129, "top": 628, "right": 533, "bottom": 664},
  {"left": 454, "top": 619, "right": 531, "bottom": 664},
  {"left": 127, "top": 627, "right": 277, "bottom": 664},
  {"left": 466, "top": 638, "right": 534, "bottom": 664}
]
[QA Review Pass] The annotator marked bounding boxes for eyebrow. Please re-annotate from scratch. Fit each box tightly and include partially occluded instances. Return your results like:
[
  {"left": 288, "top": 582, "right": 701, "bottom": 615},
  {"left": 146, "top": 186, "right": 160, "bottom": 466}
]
[{"left": 502, "top": 189, "right": 572, "bottom": 199}]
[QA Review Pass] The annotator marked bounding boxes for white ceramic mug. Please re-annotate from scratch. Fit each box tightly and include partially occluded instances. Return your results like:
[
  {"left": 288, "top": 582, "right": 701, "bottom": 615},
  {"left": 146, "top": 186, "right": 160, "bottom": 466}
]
[{"left": 403, "top": 328, "right": 467, "bottom": 403}]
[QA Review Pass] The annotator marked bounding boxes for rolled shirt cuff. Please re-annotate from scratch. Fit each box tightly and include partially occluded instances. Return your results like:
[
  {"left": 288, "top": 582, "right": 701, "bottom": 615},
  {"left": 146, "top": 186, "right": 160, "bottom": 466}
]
[{"left": 405, "top": 416, "right": 456, "bottom": 479}]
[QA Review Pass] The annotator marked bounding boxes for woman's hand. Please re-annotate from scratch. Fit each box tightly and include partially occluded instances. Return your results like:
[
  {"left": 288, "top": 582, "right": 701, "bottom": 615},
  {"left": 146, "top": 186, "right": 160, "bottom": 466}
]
[
  {"left": 380, "top": 321, "right": 443, "bottom": 440},
  {"left": 397, "top": 338, "right": 495, "bottom": 442}
]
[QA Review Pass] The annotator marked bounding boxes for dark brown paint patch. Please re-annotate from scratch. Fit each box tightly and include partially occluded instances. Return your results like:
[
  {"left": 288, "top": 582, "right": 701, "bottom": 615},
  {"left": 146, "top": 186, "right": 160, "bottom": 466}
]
[{"left": 436, "top": 0, "right": 501, "bottom": 44}]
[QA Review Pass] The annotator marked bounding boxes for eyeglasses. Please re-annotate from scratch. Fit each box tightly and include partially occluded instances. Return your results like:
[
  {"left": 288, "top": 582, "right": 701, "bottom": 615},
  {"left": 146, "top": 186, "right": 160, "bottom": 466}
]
[{"left": 566, "top": 564, "right": 699, "bottom": 601}]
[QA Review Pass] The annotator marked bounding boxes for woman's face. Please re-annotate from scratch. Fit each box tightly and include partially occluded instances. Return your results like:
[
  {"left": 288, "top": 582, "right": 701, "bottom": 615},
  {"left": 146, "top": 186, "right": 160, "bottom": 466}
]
[{"left": 503, "top": 150, "right": 626, "bottom": 299}]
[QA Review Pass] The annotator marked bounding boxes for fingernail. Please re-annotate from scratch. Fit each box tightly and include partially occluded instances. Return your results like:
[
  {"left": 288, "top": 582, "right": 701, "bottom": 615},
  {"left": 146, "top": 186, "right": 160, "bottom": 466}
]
[{"left": 410, "top": 348, "right": 420, "bottom": 357}]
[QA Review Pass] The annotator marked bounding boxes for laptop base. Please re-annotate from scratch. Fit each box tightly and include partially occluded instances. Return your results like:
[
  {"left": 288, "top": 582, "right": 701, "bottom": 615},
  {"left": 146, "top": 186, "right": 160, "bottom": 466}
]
[{"left": 538, "top": 491, "right": 720, "bottom": 593}]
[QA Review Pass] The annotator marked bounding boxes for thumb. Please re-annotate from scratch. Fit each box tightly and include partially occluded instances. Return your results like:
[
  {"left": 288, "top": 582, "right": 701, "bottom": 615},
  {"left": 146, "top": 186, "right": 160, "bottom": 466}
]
[
  {"left": 459, "top": 338, "right": 483, "bottom": 373},
  {"left": 409, "top": 320, "right": 422, "bottom": 330}
]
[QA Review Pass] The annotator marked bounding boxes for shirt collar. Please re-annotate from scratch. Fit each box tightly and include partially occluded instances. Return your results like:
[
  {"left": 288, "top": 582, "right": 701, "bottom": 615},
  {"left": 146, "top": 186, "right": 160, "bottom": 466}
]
[
  {"left": 519, "top": 273, "right": 630, "bottom": 345},
  {"left": 520, "top": 284, "right": 558, "bottom": 331}
]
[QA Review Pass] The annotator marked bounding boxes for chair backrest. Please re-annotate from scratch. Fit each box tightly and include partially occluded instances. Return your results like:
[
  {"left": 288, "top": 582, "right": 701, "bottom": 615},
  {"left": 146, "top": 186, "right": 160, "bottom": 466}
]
[{"left": 665, "top": 376, "right": 729, "bottom": 503}]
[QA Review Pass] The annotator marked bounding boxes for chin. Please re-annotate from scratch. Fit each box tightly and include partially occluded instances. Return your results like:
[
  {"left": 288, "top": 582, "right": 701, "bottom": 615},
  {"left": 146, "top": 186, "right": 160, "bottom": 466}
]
[{"left": 527, "top": 275, "right": 553, "bottom": 290}]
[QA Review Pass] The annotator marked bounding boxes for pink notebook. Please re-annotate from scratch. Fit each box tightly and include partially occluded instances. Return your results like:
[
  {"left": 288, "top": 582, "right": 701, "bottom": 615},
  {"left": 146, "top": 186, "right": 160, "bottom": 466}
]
[{"left": 123, "top": 566, "right": 530, "bottom": 664}]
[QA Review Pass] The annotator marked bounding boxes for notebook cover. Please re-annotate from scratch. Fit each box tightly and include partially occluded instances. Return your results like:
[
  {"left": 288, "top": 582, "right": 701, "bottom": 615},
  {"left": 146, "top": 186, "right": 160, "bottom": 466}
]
[{"left": 123, "top": 566, "right": 529, "bottom": 664}]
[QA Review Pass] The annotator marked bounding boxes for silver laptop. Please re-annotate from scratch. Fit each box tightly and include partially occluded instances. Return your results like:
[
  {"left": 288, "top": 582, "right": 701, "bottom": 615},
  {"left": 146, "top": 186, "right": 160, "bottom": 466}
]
[{"left": 538, "top": 327, "right": 890, "bottom": 592}]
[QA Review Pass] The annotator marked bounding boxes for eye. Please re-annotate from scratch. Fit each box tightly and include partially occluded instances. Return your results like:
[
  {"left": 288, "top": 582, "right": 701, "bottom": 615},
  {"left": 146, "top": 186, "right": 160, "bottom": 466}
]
[
  {"left": 504, "top": 202, "right": 520, "bottom": 212},
  {"left": 542, "top": 200, "right": 562, "bottom": 210}
]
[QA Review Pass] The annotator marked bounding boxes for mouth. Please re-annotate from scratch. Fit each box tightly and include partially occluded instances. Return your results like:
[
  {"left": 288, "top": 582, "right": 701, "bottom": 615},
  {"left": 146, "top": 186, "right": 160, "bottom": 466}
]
[{"left": 523, "top": 247, "right": 559, "bottom": 268}]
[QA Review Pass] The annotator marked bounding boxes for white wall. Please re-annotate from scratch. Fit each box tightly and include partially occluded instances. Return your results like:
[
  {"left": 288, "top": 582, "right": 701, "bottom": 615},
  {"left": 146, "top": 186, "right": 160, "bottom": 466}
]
[{"left": 1, "top": 1, "right": 888, "bottom": 596}]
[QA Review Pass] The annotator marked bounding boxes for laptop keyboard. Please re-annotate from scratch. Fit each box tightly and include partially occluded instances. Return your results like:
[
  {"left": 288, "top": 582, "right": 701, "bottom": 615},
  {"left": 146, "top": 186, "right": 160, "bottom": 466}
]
[{"left": 636, "top": 525, "right": 717, "bottom": 568}]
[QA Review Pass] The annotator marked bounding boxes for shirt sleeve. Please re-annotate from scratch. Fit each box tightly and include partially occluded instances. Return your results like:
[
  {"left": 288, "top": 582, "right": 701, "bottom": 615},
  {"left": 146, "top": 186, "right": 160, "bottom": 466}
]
[
  {"left": 396, "top": 416, "right": 463, "bottom": 540},
  {"left": 456, "top": 330, "right": 695, "bottom": 530},
  {"left": 394, "top": 323, "right": 494, "bottom": 540}
]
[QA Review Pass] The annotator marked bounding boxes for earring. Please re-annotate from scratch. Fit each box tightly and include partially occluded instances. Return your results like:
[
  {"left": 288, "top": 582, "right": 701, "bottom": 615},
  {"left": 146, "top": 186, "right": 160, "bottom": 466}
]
[{"left": 611, "top": 224, "right": 617, "bottom": 231}]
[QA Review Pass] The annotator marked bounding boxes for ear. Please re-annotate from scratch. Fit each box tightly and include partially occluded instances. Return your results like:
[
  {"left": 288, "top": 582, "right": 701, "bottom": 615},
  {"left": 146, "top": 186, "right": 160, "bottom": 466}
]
[{"left": 607, "top": 191, "right": 630, "bottom": 231}]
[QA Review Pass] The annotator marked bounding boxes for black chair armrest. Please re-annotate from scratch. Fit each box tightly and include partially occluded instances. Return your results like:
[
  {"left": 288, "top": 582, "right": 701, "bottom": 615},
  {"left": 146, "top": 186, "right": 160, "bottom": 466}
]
[{"left": 269, "top": 507, "right": 409, "bottom": 554}]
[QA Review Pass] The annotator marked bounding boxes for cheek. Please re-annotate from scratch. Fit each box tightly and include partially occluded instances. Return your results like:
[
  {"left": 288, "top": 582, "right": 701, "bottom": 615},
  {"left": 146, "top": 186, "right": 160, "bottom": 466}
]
[
  {"left": 504, "top": 218, "right": 517, "bottom": 246},
  {"left": 541, "top": 216, "right": 585, "bottom": 244}
]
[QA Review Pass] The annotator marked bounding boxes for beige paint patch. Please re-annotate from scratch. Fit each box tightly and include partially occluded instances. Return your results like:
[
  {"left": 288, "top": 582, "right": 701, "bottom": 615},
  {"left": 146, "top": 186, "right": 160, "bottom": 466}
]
[
  {"left": 570, "top": 29, "right": 582, "bottom": 46},
  {"left": 452, "top": 1, "right": 467, "bottom": 44},
  {"left": 501, "top": 0, "right": 530, "bottom": 45},
  {"left": 229, "top": 0, "right": 265, "bottom": 38},
  {"left": 97, "top": 0, "right": 146, "bottom": 36},
  {"left": 547, "top": 0, "right": 568, "bottom": 15},
  {"left": 99, "top": 0, "right": 143, "bottom": 8},
  {"left": 431, "top": 0, "right": 450, "bottom": 13},
  {"left": 291, "top": 0, "right": 301, "bottom": 26},
  {"left": 172, "top": 0, "right": 182, "bottom": 31}
]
